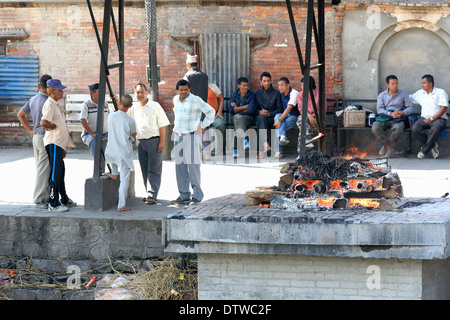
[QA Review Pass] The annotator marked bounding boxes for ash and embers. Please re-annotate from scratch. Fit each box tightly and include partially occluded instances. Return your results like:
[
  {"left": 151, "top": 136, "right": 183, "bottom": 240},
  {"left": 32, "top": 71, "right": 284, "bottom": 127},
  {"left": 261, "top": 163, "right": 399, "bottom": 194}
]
[{"left": 274, "top": 151, "right": 403, "bottom": 211}]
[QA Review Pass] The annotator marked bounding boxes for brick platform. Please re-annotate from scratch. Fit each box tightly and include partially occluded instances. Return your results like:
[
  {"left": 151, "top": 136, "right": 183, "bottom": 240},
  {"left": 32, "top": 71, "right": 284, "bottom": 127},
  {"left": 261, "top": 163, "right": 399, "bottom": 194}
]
[{"left": 164, "top": 194, "right": 450, "bottom": 299}]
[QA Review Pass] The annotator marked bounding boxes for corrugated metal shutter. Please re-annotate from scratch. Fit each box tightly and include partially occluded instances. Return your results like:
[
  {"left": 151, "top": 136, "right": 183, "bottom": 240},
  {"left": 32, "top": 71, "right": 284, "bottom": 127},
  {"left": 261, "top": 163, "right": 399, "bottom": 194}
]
[
  {"left": 0, "top": 55, "right": 39, "bottom": 105},
  {"left": 200, "top": 33, "right": 250, "bottom": 102}
]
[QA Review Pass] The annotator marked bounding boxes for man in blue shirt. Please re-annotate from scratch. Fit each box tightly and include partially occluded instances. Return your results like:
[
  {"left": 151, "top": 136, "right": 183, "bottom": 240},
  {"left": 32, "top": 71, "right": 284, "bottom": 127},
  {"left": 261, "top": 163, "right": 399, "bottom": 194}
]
[
  {"left": 17, "top": 74, "right": 52, "bottom": 208},
  {"left": 372, "top": 75, "right": 414, "bottom": 158},
  {"left": 230, "top": 77, "right": 256, "bottom": 158}
]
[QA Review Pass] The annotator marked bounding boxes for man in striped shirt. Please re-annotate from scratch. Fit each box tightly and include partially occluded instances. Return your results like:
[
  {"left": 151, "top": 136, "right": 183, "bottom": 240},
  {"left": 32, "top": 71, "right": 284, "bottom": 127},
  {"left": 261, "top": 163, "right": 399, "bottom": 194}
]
[
  {"left": 80, "top": 83, "right": 113, "bottom": 173},
  {"left": 171, "top": 79, "right": 215, "bottom": 205}
]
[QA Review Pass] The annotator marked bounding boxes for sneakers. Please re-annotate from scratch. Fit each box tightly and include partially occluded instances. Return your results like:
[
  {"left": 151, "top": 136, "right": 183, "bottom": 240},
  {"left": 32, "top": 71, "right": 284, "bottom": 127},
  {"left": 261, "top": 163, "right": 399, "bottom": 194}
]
[
  {"left": 189, "top": 198, "right": 201, "bottom": 205},
  {"left": 243, "top": 139, "right": 249, "bottom": 151},
  {"left": 233, "top": 149, "right": 239, "bottom": 159},
  {"left": 48, "top": 205, "right": 68, "bottom": 213},
  {"left": 384, "top": 147, "right": 395, "bottom": 158},
  {"left": 36, "top": 200, "right": 49, "bottom": 209},
  {"left": 274, "top": 151, "right": 283, "bottom": 159},
  {"left": 279, "top": 135, "right": 290, "bottom": 146},
  {"left": 63, "top": 198, "right": 77, "bottom": 207},
  {"left": 417, "top": 151, "right": 425, "bottom": 159},
  {"left": 203, "top": 153, "right": 212, "bottom": 161},
  {"left": 431, "top": 142, "right": 439, "bottom": 159},
  {"left": 171, "top": 197, "right": 191, "bottom": 205}
]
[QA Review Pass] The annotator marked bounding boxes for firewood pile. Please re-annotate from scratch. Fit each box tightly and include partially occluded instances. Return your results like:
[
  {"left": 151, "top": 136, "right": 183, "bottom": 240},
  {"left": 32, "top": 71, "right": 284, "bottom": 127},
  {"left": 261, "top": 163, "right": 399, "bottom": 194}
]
[{"left": 245, "top": 151, "right": 404, "bottom": 210}]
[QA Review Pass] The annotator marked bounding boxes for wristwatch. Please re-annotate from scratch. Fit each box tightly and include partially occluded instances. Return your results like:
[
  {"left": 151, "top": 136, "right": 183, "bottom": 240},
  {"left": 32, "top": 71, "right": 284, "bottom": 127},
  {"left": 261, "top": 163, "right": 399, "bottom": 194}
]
[{"left": 430, "top": 117, "right": 434, "bottom": 121}]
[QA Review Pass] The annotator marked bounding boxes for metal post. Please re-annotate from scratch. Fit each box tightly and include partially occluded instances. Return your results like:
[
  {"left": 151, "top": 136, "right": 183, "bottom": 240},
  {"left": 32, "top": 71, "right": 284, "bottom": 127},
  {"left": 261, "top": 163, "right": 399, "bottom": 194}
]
[
  {"left": 145, "top": 0, "right": 159, "bottom": 102},
  {"left": 317, "top": 0, "right": 326, "bottom": 153},
  {"left": 299, "top": 0, "right": 315, "bottom": 158},
  {"left": 93, "top": 0, "right": 112, "bottom": 178},
  {"left": 286, "top": 0, "right": 326, "bottom": 156}
]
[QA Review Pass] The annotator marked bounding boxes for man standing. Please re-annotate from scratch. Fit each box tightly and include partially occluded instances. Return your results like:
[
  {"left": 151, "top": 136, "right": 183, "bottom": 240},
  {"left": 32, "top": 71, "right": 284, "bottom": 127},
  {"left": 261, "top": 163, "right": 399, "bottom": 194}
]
[
  {"left": 255, "top": 72, "right": 283, "bottom": 159},
  {"left": 230, "top": 77, "right": 257, "bottom": 158},
  {"left": 372, "top": 75, "right": 414, "bottom": 158},
  {"left": 105, "top": 94, "right": 137, "bottom": 212},
  {"left": 410, "top": 74, "right": 448, "bottom": 159},
  {"left": 17, "top": 74, "right": 52, "bottom": 208},
  {"left": 80, "top": 83, "right": 112, "bottom": 174},
  {"left": 171, "top": 79, "right": 215, "bottom": 205},
  {"left": 203, "top": 83, "right": 226, "bottom": 160},
  {"left": 128, "top": 83, "right": 170, "bottom": 204},
  {"left": 40, "top": 79, "right": 76, "bottom": 212},
  {"left": 184, "top": 54, "right": 208, "bottom": 102},
  {"left": 273, "top": 77, "right": 299, "bottom": 159}
]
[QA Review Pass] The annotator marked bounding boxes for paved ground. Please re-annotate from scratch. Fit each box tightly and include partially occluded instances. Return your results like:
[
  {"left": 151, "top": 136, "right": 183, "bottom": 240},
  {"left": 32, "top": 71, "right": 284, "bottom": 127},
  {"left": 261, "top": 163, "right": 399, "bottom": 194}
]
[{"left": 0, "top": 146, "right": 449, "bottom": 219}]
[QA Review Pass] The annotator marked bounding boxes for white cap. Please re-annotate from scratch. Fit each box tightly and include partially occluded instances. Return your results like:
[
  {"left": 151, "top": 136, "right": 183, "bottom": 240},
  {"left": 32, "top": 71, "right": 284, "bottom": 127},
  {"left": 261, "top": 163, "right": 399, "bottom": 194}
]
[{"left": 186, "top": 54, "right": 198, "bottom": 65}]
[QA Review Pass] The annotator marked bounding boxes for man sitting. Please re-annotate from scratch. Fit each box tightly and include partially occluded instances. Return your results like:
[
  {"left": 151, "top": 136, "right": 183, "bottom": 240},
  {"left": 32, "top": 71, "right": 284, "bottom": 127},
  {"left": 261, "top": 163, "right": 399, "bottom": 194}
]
[{"left": 371, "top": 75, "right": 414, "bottom": 158}]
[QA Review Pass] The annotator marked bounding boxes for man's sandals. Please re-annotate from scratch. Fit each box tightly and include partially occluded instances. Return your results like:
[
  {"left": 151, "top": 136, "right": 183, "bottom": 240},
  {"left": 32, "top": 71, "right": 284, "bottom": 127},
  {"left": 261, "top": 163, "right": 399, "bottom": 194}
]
[{"left": 143, "top": 197, "right": 156, "bottom": 205}]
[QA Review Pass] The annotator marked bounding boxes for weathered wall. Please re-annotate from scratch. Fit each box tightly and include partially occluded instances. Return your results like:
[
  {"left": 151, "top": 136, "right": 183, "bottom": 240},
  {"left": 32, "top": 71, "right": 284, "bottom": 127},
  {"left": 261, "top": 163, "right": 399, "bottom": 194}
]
[
  {"left": 342, "top": 2, "right": 450, "bottom": 105},
  {"left": 198, "top": 253, "right": 429, "bottom": 300}
]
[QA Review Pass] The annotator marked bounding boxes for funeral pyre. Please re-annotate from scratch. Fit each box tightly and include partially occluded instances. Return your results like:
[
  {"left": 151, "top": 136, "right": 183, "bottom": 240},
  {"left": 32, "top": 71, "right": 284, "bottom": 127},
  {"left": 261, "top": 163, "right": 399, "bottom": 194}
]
[{"left": 246, "top": 151, "right": 403, "bottom": 210}]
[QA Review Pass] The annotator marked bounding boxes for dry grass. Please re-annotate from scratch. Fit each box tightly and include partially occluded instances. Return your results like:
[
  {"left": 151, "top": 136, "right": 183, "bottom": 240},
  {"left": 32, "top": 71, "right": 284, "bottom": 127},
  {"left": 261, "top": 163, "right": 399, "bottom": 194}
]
[{"left": 0, "top": 256, "right": 198, "bottom": 300}]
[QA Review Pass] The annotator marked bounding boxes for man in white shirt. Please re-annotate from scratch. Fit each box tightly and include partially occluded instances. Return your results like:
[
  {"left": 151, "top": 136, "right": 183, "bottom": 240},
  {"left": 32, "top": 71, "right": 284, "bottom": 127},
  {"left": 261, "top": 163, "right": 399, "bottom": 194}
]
[
  {"left": 128, "top": 83, "right": 170, "bottom": 204},
  {"left": 410, "top": 74, "right": 448, "bottom": 159},
  {"left": 171, "top": 79, "right": 215, "bottom": 205},
  {"left": 273, "top": 77, "right": 299, "bottom": 159}
]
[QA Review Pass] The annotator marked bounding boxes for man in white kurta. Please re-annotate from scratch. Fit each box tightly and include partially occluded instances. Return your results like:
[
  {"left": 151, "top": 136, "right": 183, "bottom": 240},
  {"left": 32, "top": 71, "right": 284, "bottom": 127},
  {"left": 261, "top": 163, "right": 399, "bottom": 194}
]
[{"left": 105, "top": 94, "right": 137, "bottom": 212}]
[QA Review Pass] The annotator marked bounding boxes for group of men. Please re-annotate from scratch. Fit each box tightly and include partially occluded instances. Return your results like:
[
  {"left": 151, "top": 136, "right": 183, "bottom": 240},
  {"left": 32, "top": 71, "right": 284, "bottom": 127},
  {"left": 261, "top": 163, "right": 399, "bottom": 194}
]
[
  {"left": 18, "top": 76, "right": 77, "bottom": 213},
  {"left": 17, "top": 56, "right": 448, "bottom": 213},
  {"left": 230, "top": 72, "right": 318, "bottom": 159},
  {"left": 17, "top": 66, "right": 216, "bottom": 212},
  {"left": 372, "top": 74, "right": 448, "bottom": 159}
]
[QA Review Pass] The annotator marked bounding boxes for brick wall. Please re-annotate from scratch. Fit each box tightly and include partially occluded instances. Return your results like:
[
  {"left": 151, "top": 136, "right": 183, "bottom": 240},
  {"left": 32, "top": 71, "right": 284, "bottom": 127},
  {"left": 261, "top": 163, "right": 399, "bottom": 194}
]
[
  {"left": 0, "top": 1, "right": 343, "bottom": 145},
  {"left": 156, "top": 3, "right": 344, "bottom": 108},
  {"left": 198, "top": 253, "right": 428, "bottom": 300}
]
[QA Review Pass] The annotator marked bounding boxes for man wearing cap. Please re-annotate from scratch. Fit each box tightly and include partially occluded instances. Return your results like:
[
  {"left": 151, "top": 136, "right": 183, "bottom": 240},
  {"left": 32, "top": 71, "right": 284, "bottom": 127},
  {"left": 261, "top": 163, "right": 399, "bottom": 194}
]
[
  {"left": 80, "top": 83, "right": 113, "bottom": 173},
  {"left": 40, "top": 79, "right": 77, "bottom": 213},
  {"left": 17, "top": 74, "right": 52, "bottom": 208},
  {"left": 183, "top": 54, "right": 209, "bottom": 102},
  {"left": 128, "top": 82, "right": 170, "bottom": 205}
]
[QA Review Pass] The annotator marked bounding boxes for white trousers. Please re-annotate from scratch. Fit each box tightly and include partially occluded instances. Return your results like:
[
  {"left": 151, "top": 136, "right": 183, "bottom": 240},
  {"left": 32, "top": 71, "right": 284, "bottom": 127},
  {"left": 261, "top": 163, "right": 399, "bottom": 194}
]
[
  {"left": 33, "top": 134, "right": 50, "bottom": 203},
  {"left": 111, "top": 163, "right": 131, "bottom": 209}
]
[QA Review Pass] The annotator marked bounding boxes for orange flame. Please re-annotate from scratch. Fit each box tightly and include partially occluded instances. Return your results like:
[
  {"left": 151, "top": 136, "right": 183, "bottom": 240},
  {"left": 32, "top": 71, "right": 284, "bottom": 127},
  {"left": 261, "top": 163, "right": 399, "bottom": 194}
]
[
  {"left": 348, "top": 198, "right": 380, "bottom": 209},
  {"left": 314, "top": 198, "right": 335, "bottom": 208}
]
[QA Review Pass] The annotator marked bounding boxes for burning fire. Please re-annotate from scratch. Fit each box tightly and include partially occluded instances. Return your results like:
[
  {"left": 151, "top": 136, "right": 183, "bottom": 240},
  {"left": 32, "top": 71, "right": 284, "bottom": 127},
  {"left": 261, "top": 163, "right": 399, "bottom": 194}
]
[
  {"left": 275, "top": 150, "right": 401, "bottom": 211},
  {"left": 348, "top": 198, "right": 380, "bottom": 209},
  {"left": 341, "top": 146, "right": 367, "bottom": 160}
]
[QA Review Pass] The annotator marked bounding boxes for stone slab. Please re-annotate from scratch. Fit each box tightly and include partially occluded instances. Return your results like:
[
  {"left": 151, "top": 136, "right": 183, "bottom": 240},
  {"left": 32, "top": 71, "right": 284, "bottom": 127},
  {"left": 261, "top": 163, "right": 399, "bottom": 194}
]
[
  {"left": 0, "top": 197, "right": 182, "bottom": 260},
  {"left": 164, "top": 194, "right": 450, "bottom": 260}
]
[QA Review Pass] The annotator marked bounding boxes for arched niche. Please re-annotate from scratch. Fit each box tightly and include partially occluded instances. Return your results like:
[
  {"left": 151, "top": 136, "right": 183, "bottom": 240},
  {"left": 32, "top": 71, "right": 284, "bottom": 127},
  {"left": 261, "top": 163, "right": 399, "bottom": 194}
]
[{"left": 369, "top": 20, "right": 450, "bottom": 96}]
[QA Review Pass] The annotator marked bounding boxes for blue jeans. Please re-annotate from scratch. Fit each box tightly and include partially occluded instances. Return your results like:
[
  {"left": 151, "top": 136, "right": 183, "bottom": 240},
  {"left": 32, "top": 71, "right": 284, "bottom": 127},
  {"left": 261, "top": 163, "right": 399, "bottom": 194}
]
[
  {"left": 274, "top": 113, "right": 298, "bottom": 137},
  {"left": 274, "top": 113, "right": 298, "bottom": 152}
]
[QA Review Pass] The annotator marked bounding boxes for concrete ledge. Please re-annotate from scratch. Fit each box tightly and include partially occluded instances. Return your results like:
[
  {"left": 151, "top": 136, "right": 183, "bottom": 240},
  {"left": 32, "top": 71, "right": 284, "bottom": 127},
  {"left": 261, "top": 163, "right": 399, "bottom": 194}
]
[
  {"left": 0, "top": 197, "right": 176, "bottom": 260},
  {"left": 164, "top": 194, "right": 450, "bottom": 260}
]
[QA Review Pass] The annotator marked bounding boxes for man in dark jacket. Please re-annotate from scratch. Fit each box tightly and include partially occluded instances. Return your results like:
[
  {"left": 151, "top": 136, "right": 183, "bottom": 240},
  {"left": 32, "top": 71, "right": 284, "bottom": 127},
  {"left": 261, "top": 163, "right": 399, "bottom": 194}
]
[
  {"left": 255, "top": 71, "right": 283, "bottom": 159},
  {"left": 184, "top": 54, "right": 208, "bottom": 102}
]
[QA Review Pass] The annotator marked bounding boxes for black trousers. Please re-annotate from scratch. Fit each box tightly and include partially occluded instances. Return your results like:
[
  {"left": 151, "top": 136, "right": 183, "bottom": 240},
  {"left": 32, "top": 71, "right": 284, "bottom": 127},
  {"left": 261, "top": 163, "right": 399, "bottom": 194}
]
[
  {"left": 412, "top": 117, "right": 446, "bottom": 154},
  {"left": 45, "top": 144, "right": 69, "bottom": 207}
]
